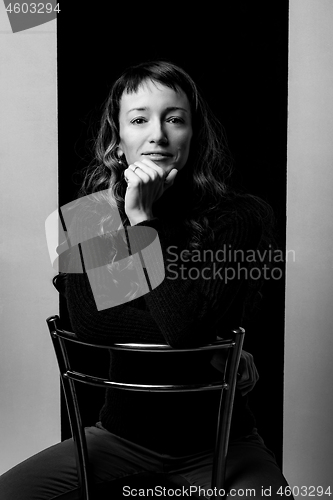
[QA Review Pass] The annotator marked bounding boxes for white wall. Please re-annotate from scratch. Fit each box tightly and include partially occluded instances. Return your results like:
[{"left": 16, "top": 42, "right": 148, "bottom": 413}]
[
  {"left": 0, "top": 12, "right": 59, "bottom": 473},
  {"left": 284, "top": 0, "right": 333, "bottom": 488}
]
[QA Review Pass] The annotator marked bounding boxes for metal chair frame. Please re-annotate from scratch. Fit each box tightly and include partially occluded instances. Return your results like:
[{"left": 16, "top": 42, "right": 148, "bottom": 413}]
[{"left": 46, "top": 315, "right": 245, "bottom": 500}]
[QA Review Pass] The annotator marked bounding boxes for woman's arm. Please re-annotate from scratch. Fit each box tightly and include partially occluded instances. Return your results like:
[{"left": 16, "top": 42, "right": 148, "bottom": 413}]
[
  {"left": 134, "top": 202, "right": 262, "bottom": 347},
  {"left": 63, "top": 195, "right": 263, "bottom": 347}
]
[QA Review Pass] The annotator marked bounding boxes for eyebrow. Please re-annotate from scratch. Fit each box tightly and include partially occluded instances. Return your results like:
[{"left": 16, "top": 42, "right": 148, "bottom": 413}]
[{"left": 126, "top": 106, "right": 189, "bottom": 115}]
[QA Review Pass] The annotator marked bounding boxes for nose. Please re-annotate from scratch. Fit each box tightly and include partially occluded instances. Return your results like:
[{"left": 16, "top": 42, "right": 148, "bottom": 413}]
[{"left": 149, "top": 119, "right": 168, "bottom": 144}]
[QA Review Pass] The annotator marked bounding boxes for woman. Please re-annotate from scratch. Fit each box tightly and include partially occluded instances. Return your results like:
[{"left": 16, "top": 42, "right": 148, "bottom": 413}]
[{"left": 0, "top": 60, "right": 291, "bottom": 499}]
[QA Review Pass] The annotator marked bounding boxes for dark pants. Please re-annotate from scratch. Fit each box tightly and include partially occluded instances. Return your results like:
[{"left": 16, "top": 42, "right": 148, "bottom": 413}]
[{"left": 0, "top": 424, "right": 292, "bottom": 499}]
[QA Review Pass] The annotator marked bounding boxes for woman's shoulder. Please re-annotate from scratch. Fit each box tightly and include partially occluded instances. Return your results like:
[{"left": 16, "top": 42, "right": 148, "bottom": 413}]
[
  {"left": 206, "top": 191, "right": 276, "bottom": 252},
  {"left": 214, "top": 191, "right": 274, "bottom": 228}
]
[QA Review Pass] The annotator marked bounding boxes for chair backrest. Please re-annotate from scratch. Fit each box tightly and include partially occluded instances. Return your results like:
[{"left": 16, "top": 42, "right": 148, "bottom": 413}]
[{"left": 46, "top": 314, "right": 245, "bottom": 500}]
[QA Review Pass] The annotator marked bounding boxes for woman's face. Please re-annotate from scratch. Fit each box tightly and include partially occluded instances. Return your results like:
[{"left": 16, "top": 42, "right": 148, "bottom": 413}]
[{"left": 118, "top": 79, "right": 193, "bottom": 175}]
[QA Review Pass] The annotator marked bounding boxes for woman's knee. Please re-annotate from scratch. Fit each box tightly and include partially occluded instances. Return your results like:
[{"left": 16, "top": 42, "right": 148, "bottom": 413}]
[
  {"left": 225, "top": 433, "right": 292, "bottom": 499},
  {"left": 0, "top": 439, "right": 79, "bottom": 500}
]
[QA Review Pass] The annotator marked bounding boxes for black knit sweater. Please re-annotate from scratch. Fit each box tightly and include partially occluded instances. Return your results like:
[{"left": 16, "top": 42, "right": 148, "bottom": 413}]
[{"left": 59, "top": 193, "right": 263, "bottom": 456}]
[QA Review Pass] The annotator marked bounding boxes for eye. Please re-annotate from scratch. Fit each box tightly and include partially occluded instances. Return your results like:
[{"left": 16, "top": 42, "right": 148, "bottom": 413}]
[
  {"left": 130, "top": 118, "right": 147, "bottom": 125},
  {"left": 166, "top": 116, "right": 185, "bottom": 124}
]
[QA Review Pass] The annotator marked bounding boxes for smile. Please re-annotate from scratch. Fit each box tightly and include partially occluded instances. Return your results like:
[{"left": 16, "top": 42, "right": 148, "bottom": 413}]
[{"left": 142, "top": 152, "right": 173, "bottom": 161}]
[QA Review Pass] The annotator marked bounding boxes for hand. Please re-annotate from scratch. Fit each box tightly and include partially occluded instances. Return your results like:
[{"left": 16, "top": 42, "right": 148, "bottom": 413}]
[
  {"left": 236, "top": 350, "right": 259, "bottom": 396},
  {"left": 124, "top": 158, "right": 178, "bottom": 225},
  {"left": 210, "top": 349, "right": 259, "bottom": 397}
]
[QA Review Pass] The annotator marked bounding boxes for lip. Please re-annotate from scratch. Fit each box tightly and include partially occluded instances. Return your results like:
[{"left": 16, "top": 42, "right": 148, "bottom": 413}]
[{"left": 142, "top": 151, "right": 173, "bottom": 159}]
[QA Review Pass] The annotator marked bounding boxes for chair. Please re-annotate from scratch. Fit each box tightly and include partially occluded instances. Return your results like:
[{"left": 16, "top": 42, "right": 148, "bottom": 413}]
[{"left": 46, "top": 314, "right": 245, "bottom": 500}]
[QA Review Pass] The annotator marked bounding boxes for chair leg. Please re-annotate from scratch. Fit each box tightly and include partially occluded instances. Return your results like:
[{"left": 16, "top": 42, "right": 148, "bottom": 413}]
[
  {"left": 48, "top": 319, "right": 93, "bottom": 500},
  {"left": 211, "top": 328, "right": 245, "bottom": 497}
]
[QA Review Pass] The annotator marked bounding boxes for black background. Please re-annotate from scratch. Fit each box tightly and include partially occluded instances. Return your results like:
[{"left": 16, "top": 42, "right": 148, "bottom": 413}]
[{"left": 57, "top": 1, "right": 289, "bottom": 467}]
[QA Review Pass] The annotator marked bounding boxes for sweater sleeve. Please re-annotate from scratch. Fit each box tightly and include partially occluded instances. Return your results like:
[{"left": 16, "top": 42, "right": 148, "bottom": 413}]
[
  {"left": 134, "top": 197, "right": 262, "bottom": 347},
  {"left": 64, "top": 195, "right": 262, "bottom": 347}
]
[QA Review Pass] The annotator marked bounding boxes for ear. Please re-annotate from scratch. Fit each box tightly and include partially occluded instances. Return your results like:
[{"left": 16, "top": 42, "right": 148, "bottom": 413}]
[{"left": 116, "top": 146, "right": 124, "bottom": 158}]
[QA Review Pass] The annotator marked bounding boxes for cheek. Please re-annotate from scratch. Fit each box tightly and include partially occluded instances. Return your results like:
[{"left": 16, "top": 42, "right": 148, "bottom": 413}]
[
  {"left": 177, "top": 130, "right": 192, "bottom": 151},
  {"left": 180, "top": 132, "right": 192, "bottom": 157},
  {"left": 176, "top": 133, "right": 192, "bottom": 168},
  {"left": 119, "top": 130, "right": 139, "bottom": 156}
]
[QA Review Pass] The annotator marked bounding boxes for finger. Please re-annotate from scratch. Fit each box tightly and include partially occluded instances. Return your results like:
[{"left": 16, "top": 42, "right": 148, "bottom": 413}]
[
  {"left": 124, "top": 168, "right": 140, "bottom": 188},
  {"left": 254, "top": 367, "right": 259, "bottom": 383},
  {"left": 238, "top": 379, "right": 254, "bottom": 396},
  {"left": 123, "top": 168, "right": 132, "bottom": 183},
  {"left": 237, "top": 356, "right": 248, "bottom": 381},
  {"left": 138, "top": 157, "right": 165, "bottom": 174},
  {"left": 134, "top": 159, "right": 178, "bottom": 187},
  {"left": 247, "top": 363, "right": 257, "bottom": 385},
  {"left": 237, "top": 369, "right": 259, "bottom": 395},
  {"left": 126, "top": 165, "right": 150, "bottom": 184},
  {"left": 130, "top": 160, "right": 163, "bottom": 181},
  {"left": 238, "top": 368, "right": 249, "bottom": 383}
]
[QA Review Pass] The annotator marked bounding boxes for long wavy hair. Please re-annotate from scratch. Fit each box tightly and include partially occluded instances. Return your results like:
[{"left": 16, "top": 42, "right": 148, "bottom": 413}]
[{"left": 78, "top": 60, "right": 235, "bottom": 250}]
